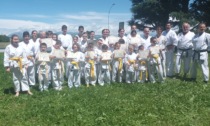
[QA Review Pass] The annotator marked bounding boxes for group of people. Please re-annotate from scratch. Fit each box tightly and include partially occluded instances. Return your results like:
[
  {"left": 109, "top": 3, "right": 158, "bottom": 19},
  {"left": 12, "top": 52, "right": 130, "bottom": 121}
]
[{"left": 3, "top": 22, "right": 210, "bottom": 97}]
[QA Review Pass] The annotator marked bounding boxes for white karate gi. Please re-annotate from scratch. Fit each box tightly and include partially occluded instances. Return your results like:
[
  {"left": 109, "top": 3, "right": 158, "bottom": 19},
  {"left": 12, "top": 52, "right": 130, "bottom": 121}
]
[
  {"left": 148, "top": 45, "right": 164, "bottom": 83},
  {"left": 95, "top": 47, "right": 102, "bottom": 83},
  {"left": 50, "top": 47, "right": 65, "bottom": 90},
  {"left": 127, "top": 36, "right": 142, "bottom": 53},
  {"left": 19, "top": 41, "right": 36, "bottom": 86},
  {"left": 84, "top": 51, "right": 97, "bottom": 85},
  {"left": 58, "top": 34, "right": 73, "bottom": 49},
  {"left": 4, "top": 44, "right": 29, "bottom": 92},
  {"left": 99, "top": 37, "right": 109, "bottom": 46},
  {"left": 191, "top": 32, "right": 210, "bottom": 81},
  {"left": 162, "top": 29, "right": 178, "bottom": 76},
  {"left": 36, "top": 52, "right": 50, "bottom": 91},
  {"left": 98, "top": 52, "right": 112, "bottom": 86},
  {"left": 29, "top": 38, "right": 40, "bottom": 55},
  {"left": 67, "top": 51, "right": 84, "bottom": 88},
  {"left": 125, "top": 52, "right": 138, "bottom": 83},
  {"left": 156, "top": 35, "right": 167, "bottom": 78},
  {"left": 141, "top": 35, "right": 151, "bottom": 50},
  {"left": 175, "top": 31, "right": 195, "bottom": 74}
]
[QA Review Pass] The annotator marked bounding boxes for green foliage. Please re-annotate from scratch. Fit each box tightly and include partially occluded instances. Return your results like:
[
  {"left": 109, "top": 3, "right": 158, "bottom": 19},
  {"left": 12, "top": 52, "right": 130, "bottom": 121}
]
[
  {"left": 0, "top": 35, "right": 9, "bottom": 42},
  {"left": 1, "top": 53, "right": 210, "bottom": 125},
  {"left": 191, "top": 0, "right": 210, "bottom": 25}
]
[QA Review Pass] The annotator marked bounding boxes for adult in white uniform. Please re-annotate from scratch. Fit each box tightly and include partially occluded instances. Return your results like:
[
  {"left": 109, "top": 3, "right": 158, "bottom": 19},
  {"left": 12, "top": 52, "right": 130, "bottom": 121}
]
[
  {"left": 175, "top": 23, "right": 195, "bottom": 78},
  {"left": 89, "top": 31, "right": 96, "bottom": 40},
  {"left": 19, "top": 31, "right": 36, "bottom": 86},
  {"left": 141, "top": 27, "right": 151, "bottom": 50},
  {"left": 127, "top": 25, "right": 141, "bottom": 40},
  {"left": 4, "top": 34, "right": 32, "bottom": 96},
  {"left": 58, "top": 25, "right": 73, "bottom": 50},
  {"left": 118, "top": 28, "right": 128, "bottom": 51},
  {"left": 29, "top": 30, "right": 40, "bottom": 55},
  {"left": 191, "top": 23, "right": 210, "bottom": 83},
  {"left": 127, "top": 30, "right": 142, "bottom": 53},
  {"left": 75, "top": 26, "right": 84, "bottom": 43},
  {"left": 162, "top": 22, "right": 178, "bottom": 77},
  {"left": 99, "top": 29, "right": 109, "bottom": 46}
]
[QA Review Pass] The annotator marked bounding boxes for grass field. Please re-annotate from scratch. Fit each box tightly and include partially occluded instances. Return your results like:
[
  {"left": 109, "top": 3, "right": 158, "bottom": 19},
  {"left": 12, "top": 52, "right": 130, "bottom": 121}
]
[
  {"left": 0, "top": 42, "right": 9, "bottom": 49},
  {"left": 0, "top": 53, "right": 210, "bottom": 125}
]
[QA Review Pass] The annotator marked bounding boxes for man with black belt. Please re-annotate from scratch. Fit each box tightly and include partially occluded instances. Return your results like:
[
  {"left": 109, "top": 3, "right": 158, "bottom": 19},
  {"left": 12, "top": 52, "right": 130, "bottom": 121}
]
[
  {"left": 175, "top": 22, "right": 195, "bottom": 78},
  {"left": 191, "top": 23, "right": 210, "bottom": 83}
]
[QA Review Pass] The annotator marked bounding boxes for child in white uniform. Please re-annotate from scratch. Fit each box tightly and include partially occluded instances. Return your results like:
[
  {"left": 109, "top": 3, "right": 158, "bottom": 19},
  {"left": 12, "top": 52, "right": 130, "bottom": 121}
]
[
  {"left": 84, "top": 43, "right": 97, "bottom": 87},
  {"left": 50, "top": 40, "right": 65, "bottom": 90},
  {"left": 67, "top": 43, "right": 84, "bottom": 88},
  {"left": 112, "top": 42, "right": 126, "bottom": 83},
  {"left": 4, "top": 34, "right": 32, "bottom": 97},
  {"left": 98, "top": 44, "right": 112, "bottom": 86},
  {"left": 36, "top": 43, "right": 50, "bottom": 91},
  {"left": 136, "top": 44, "right": 149, "bottom": 83},
  {"left": 125, "top": 45, "right": 138, "bottom": 83},
  {"left": 148, "top": 37, "right": 164, "bottom": 83}
]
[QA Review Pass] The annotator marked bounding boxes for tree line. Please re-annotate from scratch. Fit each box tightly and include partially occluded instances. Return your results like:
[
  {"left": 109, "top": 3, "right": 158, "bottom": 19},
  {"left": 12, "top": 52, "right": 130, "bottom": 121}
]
[
  {"left": 129, "top": 0, "right": 210, "bottom": 30},
  {"left": 0, "top": 35, "right": 10, "bottom": 42}
]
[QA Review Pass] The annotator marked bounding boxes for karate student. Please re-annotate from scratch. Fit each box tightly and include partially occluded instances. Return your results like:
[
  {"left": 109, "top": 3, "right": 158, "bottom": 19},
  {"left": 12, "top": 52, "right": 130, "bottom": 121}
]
[
  {"left": 136, "top": 44, "right": 149, "bottom": 83},
  {"left": 76, "top": 25, "right": 84, "bottom": 43},
  {"left": 175, "top": 23, "right": 195, "bottom": 78},
  {"left": 36, "top": 43, "right": 50, "bottom": 91},
  {"left": 84, "top": 43, "right": 97, "bottom": 87},
  {"left": 50, "top": 40, "right": 65, "bottom": 90},
  {"left": 148, "top": 37, "right": 164, "bottom": 83},
  {"left": 127, "top": 25, "right": 141, "bottom": 40},
  {"left": 156, "top": 26, "right": 167, "bottom": 79},
  {"left": 112, "top": 42, "right": 126, "bottom": 83},
  {"left": 4, "top": 34, "right": 32, "bottom": 96},
  {"left": 67, "top": 43, "right": 84, "bottom": 88},
  {"left": 125, "top": 45, "right": 138, "bottom": 84},
  {"left": 141, "top": 27, "right": 152, "bottom": 50},
  {"left": 118, "top": 28, "right": 128, "bottom": 51},
  {"left": 95, "top": 39, "right": 103, "bottom": 82},
  {"left": 29, "top": 30, "right": 40, "bottom": 55},
  {"left": 58, "top": 25, "right": 73, "bottom": 50},
  {"left": 89, "top": 31, "right": 96, "bottom": 40},
  {"left": 80, "top": 32, "right": 88, "bottom": 53},
  {"left": 19, "top": 31, "right": 36, "bottom": 86},
  {"left": 52, "top": 33, "right": 58, "bottom": 41},
  {"left": 128, "top": 30, "right": 142, "bottom": 53},
  {"left": 162, "top": 22, "right": 178, "bottom": 77},
  {"left": 191, "top": 23, "right": 210, "bottom": 83},
  {"left": 98, "top": 44, "right": 112, "bottom": 86},
  {"left": 99, "top": 29, "right": 109, "bottom": 46}
]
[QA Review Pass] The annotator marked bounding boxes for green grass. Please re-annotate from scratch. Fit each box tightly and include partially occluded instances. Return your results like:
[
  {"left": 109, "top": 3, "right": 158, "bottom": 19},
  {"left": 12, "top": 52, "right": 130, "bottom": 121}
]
[
  {"left": 1, "top": 53, "right": 210, "bottom": 125},
  {"left": 0, "top": 42, "right": 10, "bottom": 48}
]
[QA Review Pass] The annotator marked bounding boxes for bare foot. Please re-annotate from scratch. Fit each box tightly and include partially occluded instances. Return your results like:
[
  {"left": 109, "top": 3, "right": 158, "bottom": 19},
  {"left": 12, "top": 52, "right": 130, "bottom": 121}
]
[
  {"left": 15, "top": 92, "right": 19, "bottom": 97},
  {"left": 27, "top": 91, "right": 33, "bottom": 95}
]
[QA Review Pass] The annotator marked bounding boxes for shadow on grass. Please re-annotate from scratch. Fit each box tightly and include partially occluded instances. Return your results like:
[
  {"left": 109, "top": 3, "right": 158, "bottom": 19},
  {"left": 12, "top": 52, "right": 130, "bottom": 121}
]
[{"left": 3, "top": 87, "right": 15, "bottom": 94}]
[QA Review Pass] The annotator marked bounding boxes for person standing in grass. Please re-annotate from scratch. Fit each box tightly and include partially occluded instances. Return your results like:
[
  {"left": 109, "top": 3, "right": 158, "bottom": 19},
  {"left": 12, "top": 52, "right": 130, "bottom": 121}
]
[
  {"left": 175, "top": 23, "right": 195, "bottom": 79},
  {"left": 19, "top": 31, "right": 36, "bottom": 87},
  {"left": 4, "top": 34, "right": 32, "bottom": 96},
  {"left": 84, "top": 43, "right": 97, "bottom": 87},
  {"left": 162, "top": 22, "right": 178, "bottom": 77},
  {"left": 191, "top": 23, "right": 210, "bottom": 83},
  {"left": 36, "top": 43, "right": 51, "bottom": 91},
  {"left": 67, "top": 43, "right": 84, "bottom": 88},
  {"left": 98, "top": 44, "right": 112, "bottom": 86},
  {"left": 148, "top": 37, "right": 164, "bottom": 83},
  {"left": 50, "top": 40, "right": 65, "bottom": 90},
  {"left": 111, "top": 42, "right": 126, "bottom": 83},
  {"left": 125, "top": 45, "right": 138, "bottom": 84},
  {"left": 29, "top": 30, "right": 40, "bottom": 55}
]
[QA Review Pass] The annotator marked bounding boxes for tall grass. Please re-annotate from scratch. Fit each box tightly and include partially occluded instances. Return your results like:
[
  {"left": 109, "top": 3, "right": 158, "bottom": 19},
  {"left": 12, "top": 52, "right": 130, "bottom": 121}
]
[{"left": 0, "top": 53, "right": 210, "bottom": 125}]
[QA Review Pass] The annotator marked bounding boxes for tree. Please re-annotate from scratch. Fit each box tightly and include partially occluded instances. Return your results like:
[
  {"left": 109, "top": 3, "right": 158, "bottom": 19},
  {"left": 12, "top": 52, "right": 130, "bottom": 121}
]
[
  {"left": 129, "top": 0, "right": 191, "bottom": 29},
  {"left": 191, "top": 0, "right": 210, "bottom": 25},
  {"left": 0, "top": 35, "right": 10, "bottom": 42}
]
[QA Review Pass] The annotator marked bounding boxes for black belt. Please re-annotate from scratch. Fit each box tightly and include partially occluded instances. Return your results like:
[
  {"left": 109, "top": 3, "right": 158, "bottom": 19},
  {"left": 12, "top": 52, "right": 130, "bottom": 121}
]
[
  {"left": 193, "top": 49, "right": 207, "bottom": 61},
  {"left": 178, "top": 48, "right": 192, "bottom": 58}
]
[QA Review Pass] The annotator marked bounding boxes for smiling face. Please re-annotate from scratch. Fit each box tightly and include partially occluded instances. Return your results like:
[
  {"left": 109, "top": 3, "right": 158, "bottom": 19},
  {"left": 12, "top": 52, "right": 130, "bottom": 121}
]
[
  {"left": 72, "top": 44, "right": 78, "bottom": 52},
  {"left": 198, "top": 23, "right": 206, "bottom": 33},
  {"left": 11, "top": 36, "right": 19, "bottom": 47},
  {"left": 182, "top": 23, "right": 190, "bottom": 33}
]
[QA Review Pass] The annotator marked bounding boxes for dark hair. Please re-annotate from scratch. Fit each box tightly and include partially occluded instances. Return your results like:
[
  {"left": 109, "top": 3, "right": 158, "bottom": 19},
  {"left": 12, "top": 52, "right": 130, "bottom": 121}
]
[
  {"left": 118, "top": 28, "right": 124, "bottom": 33},
  {"left": 87, "top": 43, "right": 94, "bottom": 48},
  {"left": 11, "top": 34, "right": 19, "bottom": 43},
  {"left": 118, "top": 38, "right": 125, "bottom": 44},
  {"left": 131, "top": 30, "right": 137, "bottom": 34},
  {"left": 23, "top": 31, "right": 30, "bottom": 37},
  {"left": 114, "top": 42, "right": 120, "bottom": 49},
  {"left": 78, "top": 26, "right": 84, "bottom": 30},
  {"left": 90, "top": 31, "right": 95, "bottom": 34},
  {"left": 102, "top": 29, "right": 107, "bottom": 34},
  {"left": 31, "top": 30, "right": 37, "bottom": 35},
  {"left": 156, "top": 26, "right": 163, "bottom": 30},
  {"left": 102, "top": 44, "right": 108, "bottom": 50},
  {"left": 62, "top": 25, "right": 67, "bottom": 30},
  {"left": 72, "top": 43, "right": 80, "bottom": 50},
  {"left": 150, "top": 37, "right": 156, "bottom": 42},
  {"left": 40, "top": 43, "right": 47, "bottom": 48},
  {"left": 198, "top": 22, "right": 206, "bottom": 27},
  {"left": 46, "top": 31, "right": 53, "bottom": 37},
  {"left": 55, "top": 40, "right": 62, "bottom": 45}
]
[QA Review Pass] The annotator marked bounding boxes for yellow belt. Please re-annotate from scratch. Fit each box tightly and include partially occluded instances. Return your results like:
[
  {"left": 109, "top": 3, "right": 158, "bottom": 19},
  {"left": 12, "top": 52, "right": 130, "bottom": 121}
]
[
  {"left": 152, "top": 54, "right": 160, "bottom": 70},
  {"left": 88, "top": 60, "right": 95, "bottom": 79},
  {"left": 117, "top": 58, "right": 123, "bottom": 72},
  {"left": 139, "top": 61, "right": 148, "bottom": 81},
  {"left": 101, "top": 60, "right": 112, "bottom": 71},
  {"left": 71, "top": 61, "right": 79, "bottom": 69},
  {"left": 38, "top": 62, "right": 49, "bottom": 80},
  {"left": 58, "top": 60, "right": 65, "bottom": 76},
  {"left": 9, "top": 57, "right": 23, "bottom": 73}
]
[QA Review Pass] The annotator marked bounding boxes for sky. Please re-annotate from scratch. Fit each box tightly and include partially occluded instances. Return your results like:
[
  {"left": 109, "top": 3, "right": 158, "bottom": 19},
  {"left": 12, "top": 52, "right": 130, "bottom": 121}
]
[{"left": 0, "top": 0, "right": 133, "bottom": 35}]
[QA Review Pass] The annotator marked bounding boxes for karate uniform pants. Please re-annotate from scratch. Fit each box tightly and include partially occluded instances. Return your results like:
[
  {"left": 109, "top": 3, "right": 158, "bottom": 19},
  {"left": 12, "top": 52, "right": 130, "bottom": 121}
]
[
  {"left": 52, "top": 69, "right": 64, "bottom": 90},
  {"left": 161, "top": 51, "right": 166, "bottom": 78},
  {"left": 98, "top": 68, "right": 111, "bottom": 86},
  {"left": 112, "top": 60, "right": 123, "bottom": 83},
  {"left": 85, "top": 65, "right": 96, "bottom": 85},
  {"left": 12, "top": 67, "right": 29, "bottom": 92},
  {"left": 38, "top": 73, "right": 49, "bottom": 91},
  {"left": 148, "top": 59, "right": 164, "bottom": 83},
  {"left": 27, "top": 65, "right": 36, "bottom": 86},
  {"left": 68, "top": 69, "right": 81, "bottom": 88},
  {"left": 165, "top": 49, "right": 175, "bottom": 76}
]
